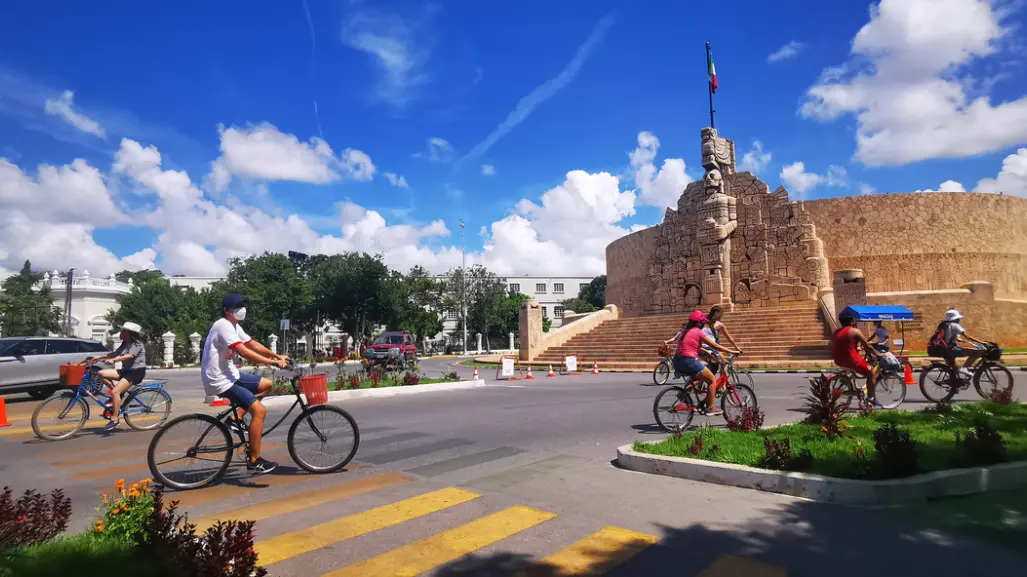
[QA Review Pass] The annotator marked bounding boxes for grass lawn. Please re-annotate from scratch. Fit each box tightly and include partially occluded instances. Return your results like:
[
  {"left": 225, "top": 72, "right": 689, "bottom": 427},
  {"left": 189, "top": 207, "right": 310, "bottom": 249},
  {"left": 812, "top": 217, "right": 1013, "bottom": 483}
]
[
  {"left": 268, "top": 375, "right": 463, "bottom": 396},
  {"left": 889, "top": 489, "right": 1027, "bottom": 553},
  {"left": 3, "top": 533, "right": 178, "bottom": 577},
  {"left": 635, "top": 401, "right": 1027, "bottom": 480}
]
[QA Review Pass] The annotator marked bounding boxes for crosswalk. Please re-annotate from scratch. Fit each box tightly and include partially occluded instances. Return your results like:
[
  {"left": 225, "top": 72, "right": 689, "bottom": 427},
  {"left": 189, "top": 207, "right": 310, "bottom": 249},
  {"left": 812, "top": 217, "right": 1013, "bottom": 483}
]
[{"left": 22, "top": 419, "right": 789, "bottom": 576}]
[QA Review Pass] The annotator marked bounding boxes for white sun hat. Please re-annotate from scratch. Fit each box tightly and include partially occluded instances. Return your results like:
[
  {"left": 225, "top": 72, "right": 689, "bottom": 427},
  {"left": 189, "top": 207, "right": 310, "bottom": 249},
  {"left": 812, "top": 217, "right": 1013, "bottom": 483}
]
[
  {"left": 944, "top": 309, "right": 963, "bottom": 322},
  {"left": 120, "top": 321, "right": 143, "bottom": 335}
]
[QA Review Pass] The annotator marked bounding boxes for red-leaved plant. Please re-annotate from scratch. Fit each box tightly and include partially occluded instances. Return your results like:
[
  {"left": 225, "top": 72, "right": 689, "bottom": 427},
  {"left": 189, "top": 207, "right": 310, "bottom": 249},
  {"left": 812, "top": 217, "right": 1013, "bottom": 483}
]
[
  {"left": 0, "top": 486, "right": 72, "bottom": 553},
  {"left": 802, "top": 375, "right": 848, "bottom": 439},
  {"left": 726, "top": 406, "right": 765, "bottom": 432}
]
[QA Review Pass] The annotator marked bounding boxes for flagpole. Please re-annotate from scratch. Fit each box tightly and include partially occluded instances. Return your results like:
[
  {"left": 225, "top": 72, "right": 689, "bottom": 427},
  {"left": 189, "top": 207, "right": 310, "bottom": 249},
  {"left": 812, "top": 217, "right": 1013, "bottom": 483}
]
[{"left": 706, "top": 42, "right": 715, "bottom": 128}]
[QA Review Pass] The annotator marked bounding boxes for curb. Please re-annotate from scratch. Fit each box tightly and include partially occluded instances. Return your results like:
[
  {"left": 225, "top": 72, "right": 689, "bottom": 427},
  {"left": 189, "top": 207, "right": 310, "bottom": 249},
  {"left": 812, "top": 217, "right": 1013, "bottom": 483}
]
[
  {"left": 615, "top": 443, "right": 1027, "bottom": 505},
  {"left": 262, "top": 379, "right": 487, "bottom": 408}
]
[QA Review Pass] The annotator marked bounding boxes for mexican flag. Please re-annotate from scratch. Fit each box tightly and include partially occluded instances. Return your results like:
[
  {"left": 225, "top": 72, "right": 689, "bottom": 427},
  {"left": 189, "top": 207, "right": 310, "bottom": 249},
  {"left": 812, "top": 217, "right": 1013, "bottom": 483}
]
[{"left": 707, "top": 47, "right": 718, "bottom": 93}]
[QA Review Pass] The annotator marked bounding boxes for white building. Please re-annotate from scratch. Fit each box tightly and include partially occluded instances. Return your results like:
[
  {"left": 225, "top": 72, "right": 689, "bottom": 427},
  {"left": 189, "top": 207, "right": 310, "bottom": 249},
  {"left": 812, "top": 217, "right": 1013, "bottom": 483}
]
[{"left": 39, "top": 270, "right": 133, "bottom": 341}]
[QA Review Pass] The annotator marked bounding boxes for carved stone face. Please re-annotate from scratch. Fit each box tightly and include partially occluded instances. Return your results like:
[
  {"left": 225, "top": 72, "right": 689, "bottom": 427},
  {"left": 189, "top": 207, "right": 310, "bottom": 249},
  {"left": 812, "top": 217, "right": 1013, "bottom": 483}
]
[{"left": 704, "top": 168, "right": 723, "bottom": 193}]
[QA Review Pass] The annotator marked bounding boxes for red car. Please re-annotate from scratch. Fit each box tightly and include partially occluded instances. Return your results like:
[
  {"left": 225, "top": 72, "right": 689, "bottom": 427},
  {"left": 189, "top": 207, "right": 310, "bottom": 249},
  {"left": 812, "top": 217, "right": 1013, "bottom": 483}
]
[{"left": 363, "top": 331, "right": 417, "bottom": 365}]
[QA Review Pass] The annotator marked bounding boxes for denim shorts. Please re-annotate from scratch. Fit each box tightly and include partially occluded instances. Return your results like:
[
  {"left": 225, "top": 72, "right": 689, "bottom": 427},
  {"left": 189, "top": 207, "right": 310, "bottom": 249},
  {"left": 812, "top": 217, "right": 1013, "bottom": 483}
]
[
  {"left": 673, "top": 356, "right": 707, "bottom": 377},
  {"left": 221, "top": 373, "right": 263, "bottom": 408}
]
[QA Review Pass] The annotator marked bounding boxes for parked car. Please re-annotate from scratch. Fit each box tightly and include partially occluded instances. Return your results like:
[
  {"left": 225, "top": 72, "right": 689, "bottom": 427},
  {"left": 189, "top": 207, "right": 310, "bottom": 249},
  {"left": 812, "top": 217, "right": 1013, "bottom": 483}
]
[
  {"left": 362, "top": 331, "right": 417, "bottom": 365},
  {"left": 0, "top": 336, "right": 110, "bottom": 399}
]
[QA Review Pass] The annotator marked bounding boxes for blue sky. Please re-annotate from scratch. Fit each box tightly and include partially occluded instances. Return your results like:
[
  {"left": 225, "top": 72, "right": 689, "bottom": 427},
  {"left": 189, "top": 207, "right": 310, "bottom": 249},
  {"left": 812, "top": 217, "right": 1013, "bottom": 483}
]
[{"left": 2, "top": 0, "right": 1026, "bottom": 279}]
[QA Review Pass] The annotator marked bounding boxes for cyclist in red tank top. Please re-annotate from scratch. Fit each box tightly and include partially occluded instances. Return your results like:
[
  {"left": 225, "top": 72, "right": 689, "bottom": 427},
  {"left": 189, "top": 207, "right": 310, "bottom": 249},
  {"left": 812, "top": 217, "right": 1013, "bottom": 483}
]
[{"left": 831, "top": 311, "right": 883, "bottom": 403}]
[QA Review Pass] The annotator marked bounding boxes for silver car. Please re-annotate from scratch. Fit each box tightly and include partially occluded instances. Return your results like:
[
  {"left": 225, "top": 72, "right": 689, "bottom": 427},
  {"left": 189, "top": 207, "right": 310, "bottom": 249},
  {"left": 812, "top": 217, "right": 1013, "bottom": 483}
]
[{"left": 0, "top": 336, "right": 110, "bottom": 399}]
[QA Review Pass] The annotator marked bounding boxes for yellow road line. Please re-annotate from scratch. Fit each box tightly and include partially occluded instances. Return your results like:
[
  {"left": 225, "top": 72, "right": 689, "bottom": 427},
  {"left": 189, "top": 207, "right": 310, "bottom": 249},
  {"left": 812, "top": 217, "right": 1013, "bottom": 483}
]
[
  {"left": 518, "top": 526, "right": 660, "bottom": 576},
  {"left": 696, "top": 555, "right": 788, "bottom": 577},
  {"left": 255, "top": 487, "right": 481, "bottom": 566},
  {"left": 323, "top": 505, "right": 557, "bottom": 577},
  {"left": 0, "top": 415, "right": 159, "bottom": 436},
  {"left": 192, "top": 473, "right": 412, "bottom": 531}
]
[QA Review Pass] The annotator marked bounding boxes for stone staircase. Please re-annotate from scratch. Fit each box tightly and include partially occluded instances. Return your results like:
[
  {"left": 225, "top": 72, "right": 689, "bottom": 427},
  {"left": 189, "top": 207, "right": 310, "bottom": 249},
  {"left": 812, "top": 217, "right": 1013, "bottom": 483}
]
[{"left": 534, "top": 302, "right": 831, "bottom": 371}]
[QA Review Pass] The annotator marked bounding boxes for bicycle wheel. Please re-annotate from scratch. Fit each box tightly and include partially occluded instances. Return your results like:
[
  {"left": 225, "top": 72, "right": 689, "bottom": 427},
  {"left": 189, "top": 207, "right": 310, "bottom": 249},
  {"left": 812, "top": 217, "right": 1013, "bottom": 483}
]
[
  {"left": 147, "top": 414, "right": 233, "bottom": 490},
  {"left": 831, "top": 374, "right": 857, "bottom": 412},
  {"left": 123, "top": 388, "right": 172, "bottom": 431},
  {"left": 287, "top": 405, "right": 360, "bottom": 473},
  {"left": 973, "top": 363, "right": 1014, "bottom": 400},
  {"left": 653, "top": 386, "right": 695, "bottom": 433},
  {"left": 874, "top": 371, "right": 906, "bottom": 409},
  {"left": 31, "top": 391, "right": 88, "bottom": 441},
  {"left": 721, "top": 384, "right": 757, "bottom": 422},
  {"left": 919, "top": 364, "right": 957, "bottom": 403},
  {"left": 728, "top": 366, "right": 755, "bottom": 390},
  {"left": 652, "top": 359, "right": 671, "bottom": 385}
]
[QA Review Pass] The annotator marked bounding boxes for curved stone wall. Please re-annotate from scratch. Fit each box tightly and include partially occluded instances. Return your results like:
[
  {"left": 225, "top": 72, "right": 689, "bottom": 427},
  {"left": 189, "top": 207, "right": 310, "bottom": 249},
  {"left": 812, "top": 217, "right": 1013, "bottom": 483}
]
[{"left": 802, "top": 192, "right": 1027, "bottom": 298}]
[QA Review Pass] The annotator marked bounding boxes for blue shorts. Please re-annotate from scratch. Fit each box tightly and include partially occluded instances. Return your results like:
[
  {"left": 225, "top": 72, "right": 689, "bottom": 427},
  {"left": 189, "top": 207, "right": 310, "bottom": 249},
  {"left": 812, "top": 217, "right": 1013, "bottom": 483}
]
[
  {"left": 221, "top": 373, "right": 263, "bottom": 408},
  {"left": 673, "top": 356, "right": 707, "bottom": 378}
]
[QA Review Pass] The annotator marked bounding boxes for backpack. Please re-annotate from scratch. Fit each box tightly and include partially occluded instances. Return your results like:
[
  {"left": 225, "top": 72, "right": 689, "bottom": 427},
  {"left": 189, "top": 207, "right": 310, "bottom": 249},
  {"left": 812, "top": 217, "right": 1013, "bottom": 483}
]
[{"left": 926, "top": 321, "right": 952, "bottom": 357}]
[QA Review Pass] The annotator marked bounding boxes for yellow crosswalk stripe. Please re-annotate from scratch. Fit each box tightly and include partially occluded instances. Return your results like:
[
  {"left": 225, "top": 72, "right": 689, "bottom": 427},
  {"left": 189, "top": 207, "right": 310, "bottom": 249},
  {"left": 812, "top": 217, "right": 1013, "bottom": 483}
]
[
  {"left": 255, "top": 487, "right": 481, "bottom": 566},
  {"left": 323, "top": 505, "right": 557, "bottom": 577},
  {"left": 517, "top": 526, "right": 660, "bottom": 576},
  {"left": 697, "top": 554, "right": 787, "bottom": 577},
  {"left": 191, "top": 473, "right": 413, "bottom": 531}
]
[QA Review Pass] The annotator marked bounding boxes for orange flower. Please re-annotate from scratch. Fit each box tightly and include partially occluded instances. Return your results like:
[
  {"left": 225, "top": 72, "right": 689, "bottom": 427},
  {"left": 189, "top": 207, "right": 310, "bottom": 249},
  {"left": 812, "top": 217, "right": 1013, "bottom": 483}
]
[
  {"left": 115, "top": 479, "right": 125, "bottom": 490},
  {"left": 95, "top": 520, "right": 104, "bottom": 532}
]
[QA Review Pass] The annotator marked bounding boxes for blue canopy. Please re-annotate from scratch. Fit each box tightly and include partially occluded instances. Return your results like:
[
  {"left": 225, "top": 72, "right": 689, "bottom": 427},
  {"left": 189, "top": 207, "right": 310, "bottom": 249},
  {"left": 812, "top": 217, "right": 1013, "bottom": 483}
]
[{"left": 841, "top": 305, "right": 914, "bottom": 321}]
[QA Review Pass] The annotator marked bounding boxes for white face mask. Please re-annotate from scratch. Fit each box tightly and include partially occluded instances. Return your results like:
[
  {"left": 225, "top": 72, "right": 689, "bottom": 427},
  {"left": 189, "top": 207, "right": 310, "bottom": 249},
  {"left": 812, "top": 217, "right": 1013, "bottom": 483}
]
[{"left": 233, "top": 307, "right": 247, "bottom": 321}]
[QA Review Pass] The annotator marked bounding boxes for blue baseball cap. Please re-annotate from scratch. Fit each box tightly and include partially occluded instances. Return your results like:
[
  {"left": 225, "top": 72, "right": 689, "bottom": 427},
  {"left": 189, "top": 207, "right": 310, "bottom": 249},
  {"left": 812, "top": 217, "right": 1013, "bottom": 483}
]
[{"left": 222, "top": 293, "right": 248, "bottom": 311}]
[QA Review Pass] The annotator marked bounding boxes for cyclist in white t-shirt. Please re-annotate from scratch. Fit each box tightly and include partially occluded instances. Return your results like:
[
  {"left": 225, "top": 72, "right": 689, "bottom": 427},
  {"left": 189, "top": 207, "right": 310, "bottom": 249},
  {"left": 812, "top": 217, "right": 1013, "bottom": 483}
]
[{"left": 201, "top": 293, "right": 288, "bottom": 475}]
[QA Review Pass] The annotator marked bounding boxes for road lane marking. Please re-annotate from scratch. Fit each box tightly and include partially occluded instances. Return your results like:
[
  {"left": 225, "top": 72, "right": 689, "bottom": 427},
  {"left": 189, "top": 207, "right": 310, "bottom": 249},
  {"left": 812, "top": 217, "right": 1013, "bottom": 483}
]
[
  {"left": 66, "top": 443, "right": 287, "bottom": 480},
  {"left": 463, "top": 455, "right": 588, "bottom": 492},
  {"left": 517, "top": 526, "right": 660, "bottom": 576},
  {"left": 696, "top": 555, "right": 788, "bottom": 577},
  {"left": 322, "top": 505, "right": 557, "bottom": 577},
  {"left": 405, "top": 446, "right": 525, "bottom": 478},
  {"left": 0, "top": 415, "right": 159, "bottom": 436},
  {"left": 355, "top": 432, "right": 426, "bottom": 450},
  {"left": 255, "top": 487, "right": 481, "bottom": 566},
  {"left": 358, "top": 438, "right": 477, "bottom": 465},
  {"left": 191, "top": 473, "right": 412, "bottom": 531},
  {"left": 163, "top": 468, "right": 354, "bottom": 509}
]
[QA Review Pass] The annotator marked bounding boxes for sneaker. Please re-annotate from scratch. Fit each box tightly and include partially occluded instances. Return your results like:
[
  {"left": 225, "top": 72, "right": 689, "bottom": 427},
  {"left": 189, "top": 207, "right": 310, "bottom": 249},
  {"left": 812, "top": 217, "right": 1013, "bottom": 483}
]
[
  {"left": 103, "top": 420, "right": 119, "bottom": 432},
  {"left": 229, "top": 421, "right": 247, "bottom": 436},
  {"left": 706, "top": 408, "right": 724, "bottom": 417},
  {"left": 959, "top": 368, "right": 973, "bottom": 379},
  {"left": 246, "top": 457, "right": 278, "bottom": 475}
]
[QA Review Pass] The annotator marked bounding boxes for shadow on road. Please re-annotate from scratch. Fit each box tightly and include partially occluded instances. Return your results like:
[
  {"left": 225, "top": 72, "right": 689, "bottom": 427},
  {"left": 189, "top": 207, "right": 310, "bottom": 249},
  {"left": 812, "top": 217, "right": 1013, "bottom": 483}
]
[{"left": 429, "top": 496, "right": 1026, "bottom": 576}]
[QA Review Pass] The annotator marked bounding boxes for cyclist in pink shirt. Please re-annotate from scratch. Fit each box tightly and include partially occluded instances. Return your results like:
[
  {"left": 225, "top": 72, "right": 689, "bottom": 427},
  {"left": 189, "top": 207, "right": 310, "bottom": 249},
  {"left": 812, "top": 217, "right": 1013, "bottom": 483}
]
[{"left": 665, "top": 310, "right": 741, "bottom": 415}]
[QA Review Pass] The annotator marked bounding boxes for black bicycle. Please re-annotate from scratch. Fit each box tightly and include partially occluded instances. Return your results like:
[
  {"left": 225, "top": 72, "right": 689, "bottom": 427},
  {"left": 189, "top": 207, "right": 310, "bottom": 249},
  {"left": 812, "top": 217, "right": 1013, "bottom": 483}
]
[
  {"left": 919, "top": 342, "right": 1014, "bottom": 403},
  {"left": 147, "top": 360, "right": 359, "bottom": 490}
]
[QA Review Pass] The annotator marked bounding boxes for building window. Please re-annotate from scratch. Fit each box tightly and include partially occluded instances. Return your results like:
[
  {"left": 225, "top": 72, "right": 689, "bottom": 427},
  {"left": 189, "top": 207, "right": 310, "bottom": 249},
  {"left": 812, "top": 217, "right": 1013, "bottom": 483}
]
[
  {"left": 446, "top": 310, "right": 457, "bottom": 320},
  {"left": 535, "top": 283, "right": 547, "bottom": 293},
  {"left": 555, "top": 306, "right": 564, "bottom": 319},
  {"left": 510, "top": 283, "right": 520, "bottom": 293},
  {"left": 542, "top": 306, "right": 548, "bottom": 318},
  {"left": 579, "top": 283, "right": 589, "bottom": 292},
  {"left": 554, "top": 283, "right": 564, "bottom": 293}
]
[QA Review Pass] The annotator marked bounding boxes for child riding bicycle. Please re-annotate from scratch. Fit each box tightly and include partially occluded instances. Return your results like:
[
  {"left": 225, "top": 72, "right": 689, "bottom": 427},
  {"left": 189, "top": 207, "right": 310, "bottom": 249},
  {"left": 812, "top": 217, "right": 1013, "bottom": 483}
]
[{"left": 85, "top": 321, "right": 147, "bottom": 431}]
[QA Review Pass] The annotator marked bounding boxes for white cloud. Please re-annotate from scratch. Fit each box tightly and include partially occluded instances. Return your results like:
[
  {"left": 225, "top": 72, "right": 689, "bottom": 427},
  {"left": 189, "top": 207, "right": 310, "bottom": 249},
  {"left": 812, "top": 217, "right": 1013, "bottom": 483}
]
[
  {"left": 414, "top": 137, "right": 454, "bottom": 163},
  {"left": 340, "top": 9, "right": 428, "bottom": 107},
  {"left": 43, "top": 90, "right": 105, "bottom": 139},
  {"left": 628, "top": 131, "right": 691, "bottom": 209},
  {"left": 801, "top": 0, "right": 1027, "bottom": 167},
  {"left": 739, "top": 140, "right": 772, "bottom": 173},
  {"left": 767, "top": 41, "right": 804, "bottom": 62},
  {"left": 976, "top": 148, "right": 1027, "bottom": 195},
  {"left": 384, "top": 172, "right": 409, "bottom": 188},
  {"left": 458, "top": 14, "right": 615, "bottom": 165},
  {"left": 481, "top": 164, "right": 495, "bottom": 176},
  {"left": 859, "top": 183, "right": 877, "bottom": 195},
  {"left": 780, "top": 162, "right": 848, "bottom": 196},
  {"left": 915, "top": 179, "right": 969, "bottom": 192},
  {"left": 206, "top": 123, "right": 374, "bottom": 191}
]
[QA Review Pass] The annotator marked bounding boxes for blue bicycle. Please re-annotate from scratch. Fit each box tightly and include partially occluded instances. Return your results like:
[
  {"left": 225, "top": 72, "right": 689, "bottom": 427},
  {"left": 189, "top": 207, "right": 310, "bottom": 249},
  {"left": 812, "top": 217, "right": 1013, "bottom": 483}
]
[{"left": 30, "top": 361, "right": 172, "bottom": 441}]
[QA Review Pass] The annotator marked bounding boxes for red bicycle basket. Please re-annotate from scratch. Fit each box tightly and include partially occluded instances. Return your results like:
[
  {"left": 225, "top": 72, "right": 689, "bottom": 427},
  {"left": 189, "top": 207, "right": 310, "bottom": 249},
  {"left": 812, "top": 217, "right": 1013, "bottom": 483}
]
[
  {"left": 299, "top": 374, "right": 329, "bottom": 405},
  {"left": 59, "top": 364, "right": 86, "bottom": 387},
  {"left": 657, "top": 344, "right": 672, "bottom": 358}
]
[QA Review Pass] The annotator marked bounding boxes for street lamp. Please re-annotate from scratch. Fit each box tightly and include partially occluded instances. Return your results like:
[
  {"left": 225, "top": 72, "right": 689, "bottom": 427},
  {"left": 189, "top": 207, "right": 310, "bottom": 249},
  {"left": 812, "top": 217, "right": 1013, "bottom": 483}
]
[{"left": 460, "top": 221, "right": 467, "bottom": 354}]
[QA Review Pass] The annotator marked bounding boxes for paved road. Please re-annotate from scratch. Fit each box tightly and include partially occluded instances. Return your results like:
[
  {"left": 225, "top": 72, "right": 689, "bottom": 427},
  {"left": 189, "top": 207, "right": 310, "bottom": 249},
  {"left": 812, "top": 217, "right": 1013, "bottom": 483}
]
[{"left": 1, "top": 367, "right": 1024, "bottom": 576}]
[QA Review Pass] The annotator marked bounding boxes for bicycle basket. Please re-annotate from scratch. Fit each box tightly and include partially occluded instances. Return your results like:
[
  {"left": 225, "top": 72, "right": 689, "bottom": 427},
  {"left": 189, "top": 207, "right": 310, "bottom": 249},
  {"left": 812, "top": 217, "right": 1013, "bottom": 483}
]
[
  {"left": 985, "top": 345, "right": 1003, "bottom": 361},
  {"left": 657, "top": 344, "right": 672, "bottom": 358},
  {"left": 299, "top": 373, "right": 329, "bottom": 405},
  {"left": 59, "top": 363, "right": 86, "bottom": 387}
]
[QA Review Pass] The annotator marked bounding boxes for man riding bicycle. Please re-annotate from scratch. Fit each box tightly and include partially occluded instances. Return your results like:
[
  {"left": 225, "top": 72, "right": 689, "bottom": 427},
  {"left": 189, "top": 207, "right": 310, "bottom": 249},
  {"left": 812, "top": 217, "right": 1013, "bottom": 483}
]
[
  {"left": 201, "top": 294, "right": 288, "bottom": 475},
  {"left": 937, "top": 309, "right": 990, "bottom": 379},
  {"left": 831, "top": 311, "right": 883, "bottom": 405}
]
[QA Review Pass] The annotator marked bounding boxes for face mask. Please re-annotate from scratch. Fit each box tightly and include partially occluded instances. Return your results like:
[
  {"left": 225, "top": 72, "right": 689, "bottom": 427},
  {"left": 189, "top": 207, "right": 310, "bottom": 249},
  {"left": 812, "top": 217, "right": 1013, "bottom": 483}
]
[{"left": 234, "top": 307, "right": 247, "bottom": 321}]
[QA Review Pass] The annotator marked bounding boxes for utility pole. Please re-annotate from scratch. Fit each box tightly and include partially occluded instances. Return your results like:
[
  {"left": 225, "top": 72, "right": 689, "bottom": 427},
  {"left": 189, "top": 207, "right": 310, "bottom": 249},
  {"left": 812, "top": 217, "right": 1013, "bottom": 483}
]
[
  {"left": 64, "top": 268, "right": 75, "bottom": 336},
  {"left": 460, "top": 221, "right": 467, "bottom": 354}
]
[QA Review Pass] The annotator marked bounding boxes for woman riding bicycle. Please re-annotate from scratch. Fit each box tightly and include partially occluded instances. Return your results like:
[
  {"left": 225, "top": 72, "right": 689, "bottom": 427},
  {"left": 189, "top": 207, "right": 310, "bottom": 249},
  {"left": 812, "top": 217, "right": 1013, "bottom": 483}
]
[
  {"left": 665, "top": 310, "right": 741, "bottom": 416},
  {"left": 85, "top": 321, "right": 147, "bottom": 431},
  {"left": 701, "top": 305, "right": 743, "bottom": 374}
]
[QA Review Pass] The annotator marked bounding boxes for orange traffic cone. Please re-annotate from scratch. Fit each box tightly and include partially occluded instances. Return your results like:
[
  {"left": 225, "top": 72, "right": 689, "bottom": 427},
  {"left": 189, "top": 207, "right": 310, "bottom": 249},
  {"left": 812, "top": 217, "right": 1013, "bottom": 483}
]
[
  {"left": 547, "top": 365, "right": 556, "bottom": 377},
  {"left": 0, "top": 397, "right": 9, "bottom": 427},
  {"left": 904, "top": 360, "right": 915, "bottom": 386},
  {"left": 211, "top": 398, "right": 230, "bottom": 407},
  {"left": 592, "top": 361, "right": 600, "bottom": 375},
  {"left": 525, "top": 366, "right": 535, "bottom": 380},
  {"left": 473, "top": 366, "right": 480, "bottom": 381}
]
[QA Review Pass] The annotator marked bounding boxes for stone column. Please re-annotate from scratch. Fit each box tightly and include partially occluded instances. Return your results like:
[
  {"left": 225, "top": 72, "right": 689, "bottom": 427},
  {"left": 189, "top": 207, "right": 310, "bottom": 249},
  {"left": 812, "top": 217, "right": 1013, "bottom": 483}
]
[
  {"left": 475, "top": 332, "right": 482, "bottom": 354},
  {"left": 519, "top": 299, "right": 543, "bottom": 362},
  {"left": 269, "top": 334, "right": 278, "bottom": 354},
  {"left": 188, "top": 332, "right": 201, "bottom": 360},
  {"left": 833, "top": 269, "right": 867, "bottom": 330},
  {"left": 161, "top": 331, "right": 176, "bottom": 367},
  {"left": 508, "top": 332, "right": 515, "bottom": 351}
]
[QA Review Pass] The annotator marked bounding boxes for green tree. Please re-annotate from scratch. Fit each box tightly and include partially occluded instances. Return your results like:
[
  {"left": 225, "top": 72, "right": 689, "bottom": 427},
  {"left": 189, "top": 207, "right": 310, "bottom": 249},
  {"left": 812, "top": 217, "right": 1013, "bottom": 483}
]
[
  {"left": 558, "top": 297, "right": 598, "bottom": 314},
  {"left": 114, "top": 269, "right": 165, "bottom": 285},
  {"left": 309, "top": 252, "right": 393, "bottom": 338},
  {"left": 444, "top": 265, "right": 508, "bottom": 350},
  {"left": 107, "top": 279, "right": 216, "bottom": 361},
  {"left": 389, "top": 266, "right": 446, "bottom": 345},
  {"left": 579, "top": 275, "right": 606, "bottom": 309},
  {"left": 489, "top": 290, "right": 530, "bottom": 342},
  {"left": 0, "top": 260, "right": 62, "bottom": 337}
]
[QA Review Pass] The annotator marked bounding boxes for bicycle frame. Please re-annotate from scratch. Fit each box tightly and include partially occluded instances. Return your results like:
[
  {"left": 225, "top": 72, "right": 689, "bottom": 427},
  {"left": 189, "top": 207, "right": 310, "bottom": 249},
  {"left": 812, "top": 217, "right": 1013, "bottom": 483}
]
[{"left": 58, "top": 365, "right": 168, "bottom": 420}]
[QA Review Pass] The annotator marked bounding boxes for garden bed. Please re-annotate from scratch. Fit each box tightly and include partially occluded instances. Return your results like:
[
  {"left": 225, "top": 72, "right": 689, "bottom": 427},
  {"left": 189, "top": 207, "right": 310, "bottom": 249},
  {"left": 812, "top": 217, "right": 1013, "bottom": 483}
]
[{"left": 634, "top": 401, "right": 1027, "bottom": 481}]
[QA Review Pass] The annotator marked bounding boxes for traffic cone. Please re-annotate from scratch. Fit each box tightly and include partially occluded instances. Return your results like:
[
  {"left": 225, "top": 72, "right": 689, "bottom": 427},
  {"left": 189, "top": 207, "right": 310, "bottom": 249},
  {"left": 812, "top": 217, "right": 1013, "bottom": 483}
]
[
  {"left": 904, "top": 360, "right": 915, "bottom": 386},
  {"left": 547, "top": 365, "right": 556, "bottom": 377},
  {"left": 0, "top": 397, "right": 9, "bottom": 427},
  {"left": 592, "top": 361, "right": 600, "bottom": 375},
  {"left": 525, "top": 366, "right": 535, "bottom": 380},
  {"left": 473, "top": 366, "right": 480, "bottom": 381},
  {"left": 211, "top": 398, "right": 230, "bottom": 407}
]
